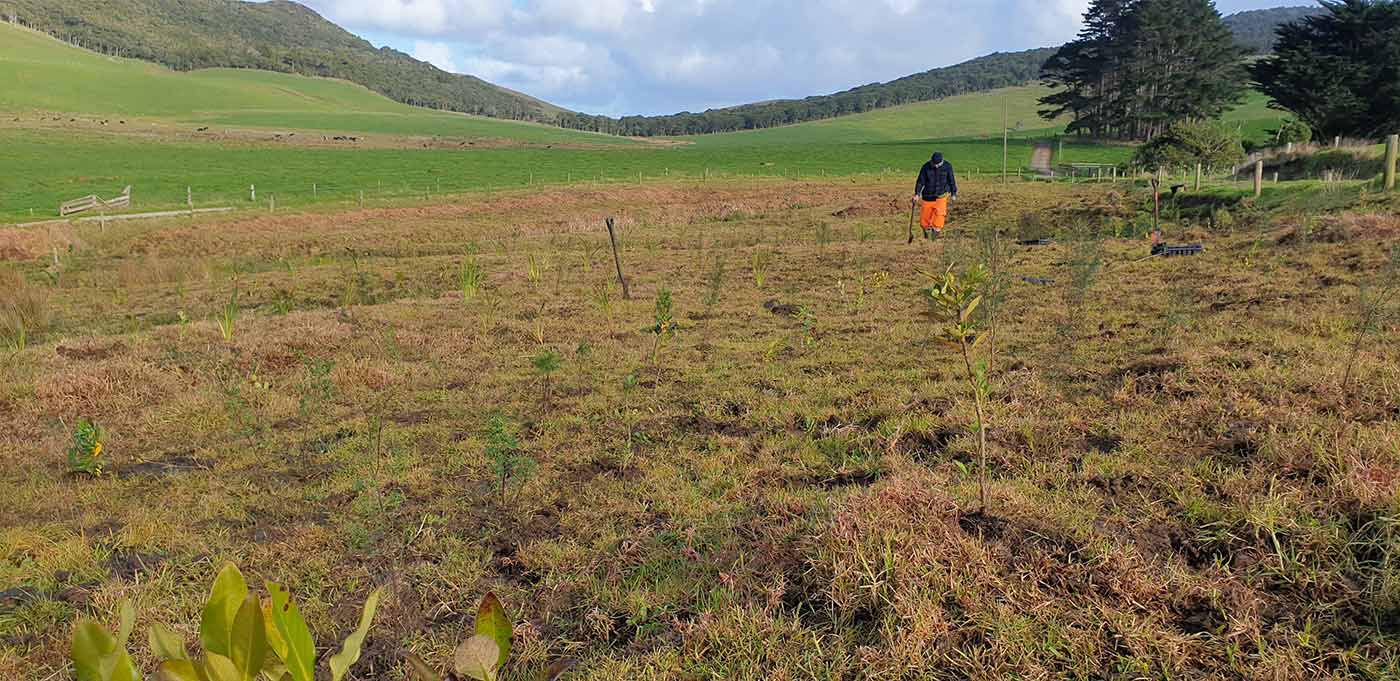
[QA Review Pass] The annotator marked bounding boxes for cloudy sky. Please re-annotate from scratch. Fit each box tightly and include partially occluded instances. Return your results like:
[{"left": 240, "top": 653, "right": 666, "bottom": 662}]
[{"left": 288, "top": 0, "right": 1302, "bottom": 116}]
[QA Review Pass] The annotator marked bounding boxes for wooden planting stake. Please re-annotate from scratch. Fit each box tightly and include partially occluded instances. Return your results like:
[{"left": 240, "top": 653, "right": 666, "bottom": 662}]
[{"left": 605, "top": 217, "right": 630, "bottom": 300}]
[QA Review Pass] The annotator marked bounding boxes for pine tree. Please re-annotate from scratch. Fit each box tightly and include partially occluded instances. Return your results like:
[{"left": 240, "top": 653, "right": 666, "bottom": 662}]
[
  {"left": 1252, "top": 0, "right": 1400, "bottom": 139},
  {"left": 1040, "top": 0, "right": 1246, "bottom": 140}
]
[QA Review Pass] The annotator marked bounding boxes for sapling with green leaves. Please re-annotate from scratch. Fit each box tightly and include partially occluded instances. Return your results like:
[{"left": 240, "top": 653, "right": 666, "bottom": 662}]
[
  {"left": 924, "top": 264, "right": 994, "bottom": 512},
  {"left": 1344, "top": 247, "right": 1400, "bottom": 389},
  {"left": 974, "top": 222, "right": 1011, "bottom": 374},
  {"left": 66, "top": 419, "right": 106, "bottom": 477},
  {"left": 651, "top": 287, "right": 675, "bottom": 367},
  {"left": 483, "top": 415, "right": 536, "bottom": 505}
]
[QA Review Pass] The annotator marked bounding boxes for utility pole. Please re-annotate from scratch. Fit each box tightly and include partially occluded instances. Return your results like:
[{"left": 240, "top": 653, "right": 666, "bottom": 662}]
[{"left": 1002, "top": 99, "right": 1009, "bottom": 184}]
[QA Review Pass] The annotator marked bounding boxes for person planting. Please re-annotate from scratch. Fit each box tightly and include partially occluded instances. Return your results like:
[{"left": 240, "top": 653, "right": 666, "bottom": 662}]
[{"left": 912, "top": 151, "right": 958, "bottom": 240}]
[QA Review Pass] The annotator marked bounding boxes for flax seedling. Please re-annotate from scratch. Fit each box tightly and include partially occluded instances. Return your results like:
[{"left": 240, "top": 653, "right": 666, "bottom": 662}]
[
  {"left": 526, "top": 254, "right": 543, "bottom": 287},
  {"left": 1343, "top": 247, "right": 1400, "bottom": 389},
  {"left": 66, "top": 419, "right": 106, "bottom": 477},
  {"left": 752, "top": 251, "right": 770, "bottom": 289},
  {"left": 459, "top": 257, "right": 485, "bottom": 301},
  {"left": 484, "top": 415, "right": 535, "bottom": 505},
  {"left": 925, "top": 265, "right": 993, "bottom": 512},
  {"left": 592, "top": 282, "right": 616, "bottom": 337},
  {"left": 533, "top": 348, "right": 563, "bottom": 407},
  {"left": 217, "top": 285, "right": 238, "bottom": 342}
]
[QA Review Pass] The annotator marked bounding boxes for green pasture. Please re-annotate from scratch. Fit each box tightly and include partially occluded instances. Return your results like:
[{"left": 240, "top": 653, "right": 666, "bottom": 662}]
[{"left": 1, "top": 20, "right": 1296, "bottom": 222}]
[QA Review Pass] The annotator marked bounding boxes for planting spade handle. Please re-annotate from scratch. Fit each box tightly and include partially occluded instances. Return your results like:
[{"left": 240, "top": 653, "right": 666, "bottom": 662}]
[{"left": 606, "top": 217, "right": 631, "bottom": 300}]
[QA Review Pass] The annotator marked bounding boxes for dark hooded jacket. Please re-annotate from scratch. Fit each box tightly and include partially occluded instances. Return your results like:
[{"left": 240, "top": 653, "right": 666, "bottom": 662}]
[{"left": 915, "top": 155, "right": 958, "bottom": 201}]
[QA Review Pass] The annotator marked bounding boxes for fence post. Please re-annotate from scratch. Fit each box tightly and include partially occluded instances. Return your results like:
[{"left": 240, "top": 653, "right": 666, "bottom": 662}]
[
  {"left": 313, "top": 183, "right": 317, "bottom": 197},
  {"left": 1334, "top": 135, "right": 1341, "bottom": 148},
  {"left": 1194, "top": 163, "right": 1202, "bottom": 191},
  {"left": 250, "top": 184, "right": 256, "bottom": 202},
  {"left": 270, "top": 195, "right": 275, "bottom": 212},
  {"left": 1385, "top": 134, "right": 1398, "bottom": 192},
  {"left": 1254, "top": 161, "right": 1264, "bottom": 198}
]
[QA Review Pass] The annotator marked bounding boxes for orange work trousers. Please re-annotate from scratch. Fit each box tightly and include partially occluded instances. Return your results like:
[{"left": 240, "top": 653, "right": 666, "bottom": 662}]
[{"left": 920, "top": 195, "right": 949, "bottom": 231}]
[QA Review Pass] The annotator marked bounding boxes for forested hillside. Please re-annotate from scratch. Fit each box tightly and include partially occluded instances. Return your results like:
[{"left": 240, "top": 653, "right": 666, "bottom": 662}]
[
  {"left": 1224, "top": 6, "right": 1324, "bottom": 53},
  {"left": 557, "top": 49, "right": 1056, "bottom": 136},
  {"left": 0, "top": 0, "right": 561, "bottom": 121}
]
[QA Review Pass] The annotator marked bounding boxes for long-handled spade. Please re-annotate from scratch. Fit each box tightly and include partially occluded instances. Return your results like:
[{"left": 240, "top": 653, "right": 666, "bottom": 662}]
[{"left": 907, "top": 198, "right": 917, "bottom": 245}]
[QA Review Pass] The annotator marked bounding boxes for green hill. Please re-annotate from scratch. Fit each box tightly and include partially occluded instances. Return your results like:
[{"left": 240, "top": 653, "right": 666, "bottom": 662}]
[
  {"left": 0, "top": 0, "right": 564, "bottom": 122},
  {"left": 0, "top": 22, "right": 616, "bottom": 144}
]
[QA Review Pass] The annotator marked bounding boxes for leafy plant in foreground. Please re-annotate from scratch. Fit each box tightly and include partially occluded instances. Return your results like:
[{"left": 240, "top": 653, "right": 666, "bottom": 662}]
[
  {"left": 67, "top": 419, "right": 107, "bottom": 477},
  {"left": 483, "top": 416, "right": 536, "bottom": 504},
  {"left": 71, "top": 600, "right": 140, "bottom": 681},
  {"left": 147, "top": 563, "right": 382, "bottom": 681},
  {"left": 925, "top": 265, "right": 993, "bottom": 511},
  {"left": 407, "top": 593, "right": 571, "bottom": 681}
]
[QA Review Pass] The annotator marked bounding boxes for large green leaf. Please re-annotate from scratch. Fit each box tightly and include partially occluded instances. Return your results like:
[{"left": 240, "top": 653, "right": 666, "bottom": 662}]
[
  {"left": 453, "top": 635, "right": 500, "bottom": 681},
  {"left": 266, "top": 583, "right": 315, "bottom": 681},
  {"left": 117, "top": 600, "right": 136, "bottom": 647},
  {"left": 200, "top": 653, "right": 243, "bottom": 681},
  {"left": 201, "top": 564, "right": 249, "bottom": 658},
  {"left": 229, "top": 595, "right": 267, "bottom": 680},
  {"left": 157, "top": 660, "right": 201, "bottom": 681},
  {"left": 73, "top": 618, "right": 141, "bottom": 681},
  {"left": 149, "top": 623, "right": 189, "bottom": 662},
  {"left": 73, "top": 620, "right": 116, "bottom": 681},
  {"left": 327, "top": 586, "right": 383, "bottom": 681},
  {"left": 474, "top": 593, "right": 511, "bottom": 670},
  {"left": 260, "top": 600, "right": 288, "bottom": 661}
]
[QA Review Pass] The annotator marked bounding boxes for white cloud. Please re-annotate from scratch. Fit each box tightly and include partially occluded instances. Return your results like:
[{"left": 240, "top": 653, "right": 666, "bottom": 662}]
[
  {"left": 411, "top": 40, "right": 459, "bottom": 72},
  {"left": 291, "top": 0, "right": 1272, "bottom": 116}
]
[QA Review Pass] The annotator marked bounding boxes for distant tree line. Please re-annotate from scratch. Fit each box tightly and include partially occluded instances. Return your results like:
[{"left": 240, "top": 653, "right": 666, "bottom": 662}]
[
  {"left": 1039, "top": 0, "right": 1248, "bottom": 141},
  {"left": 0, "top": 0, "right": 559, "bottom": 123},
  {"left": 554, "top": 50, "right": 1055, "bottom": 137},
  {"left": 1222, "top": 6, "right": 1324, "bottom": 53}
]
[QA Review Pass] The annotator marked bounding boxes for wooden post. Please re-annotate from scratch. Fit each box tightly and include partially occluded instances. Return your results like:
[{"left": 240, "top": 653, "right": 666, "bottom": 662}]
[
  {"left": 313, "top": 183, "right": 317, "bottom": 197},
  {"left": 1001, "top": 99, "right": 1009, "bottom": 184},
  {"left": 1151, "top": 177, "right": 1162, "bottom": 246},
  {"left": 1273, "top": 172, "right": 1280, "bottom": 184},
  {"left": 1385, "top": 134, "right": 1398, "bottom": 192},
  {"left": 270, "top": 195, "right": 275, "bottom": 212},
  {"left": 1254, "top": 161, "right": 1264, "bottom": 198},
  {"left": 605, "top": 217, "right": 630, "bottom": 300},
  {"left": 250, "top": 184, "right": 256, "bottom": 202},
  {"left": 1194, "top": 163, "right": 1202, "bottom": 191}
]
